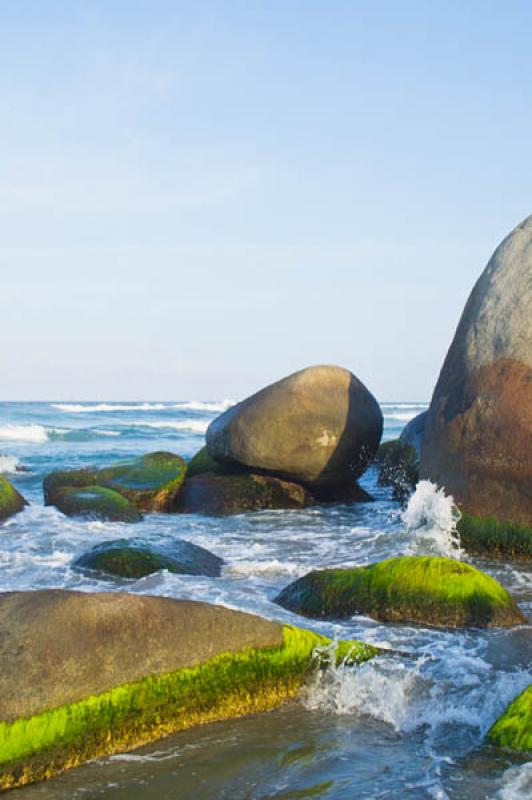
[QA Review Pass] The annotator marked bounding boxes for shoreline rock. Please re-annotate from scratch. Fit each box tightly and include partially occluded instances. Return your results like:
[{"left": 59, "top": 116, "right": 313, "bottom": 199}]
[
  {"left": 488, "top": 685, "right": 532, "bottom": 752},
  {"left": 274, "top": 556, "right": 525, "bottom": 628},
  {"left": 0, "top": 476, "right": 27, "bottom": 523},
  {"left": 0, "top": 590, "right": 378, "bottom": 790}
]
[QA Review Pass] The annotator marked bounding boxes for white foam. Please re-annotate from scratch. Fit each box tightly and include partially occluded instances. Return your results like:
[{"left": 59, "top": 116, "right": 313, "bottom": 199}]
[
  {"left": 0, "top": 424, "right": 49, "bottom": 443},
  {"left": 498, "top": 762, "right": 532, "bottom": 800},
  {"left": 224, "top": 559, "right": 306, "bottom": 578},
  {"left": 383, "top": 412, "right": 420, "bottom": 422},
  {"left": 52, "top": 402, "right": 168, "bottom": 412},
  {"left": 402, "top": 480, "right": 463, "bottom": 558},
  {"left": 143, "top": 420, "right": 209, "bottom": 434},
  {"left": 0, "top": 455, "right": 24, "bottom": 473},
  {"left": 173, "top": 399, "right": 235, "bottom": 412}
]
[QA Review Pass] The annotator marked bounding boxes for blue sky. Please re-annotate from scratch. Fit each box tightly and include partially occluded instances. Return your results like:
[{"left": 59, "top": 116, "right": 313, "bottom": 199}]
[{"left": 1, "top": 1, "right": 530, "bottom": 401}]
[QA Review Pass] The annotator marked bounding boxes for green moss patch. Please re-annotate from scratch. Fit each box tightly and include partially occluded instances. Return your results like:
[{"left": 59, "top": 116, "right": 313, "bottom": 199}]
[
  {"left": 187, "top": 446, "right": 243, "bottom": 477},
  {"left": 0, "top": 625, "right": 377, "bottom": 790},
  {"left": 275, "top": 556, "right": 525, "bottom": 628},
  {"left": 51, "top": 486, "right": 142, "bottom": 522},
  {"left": 0, "top": 476, "right": 27, "bottom": 523},
  {"left": 488, "top": 685, "right": 532, "bottom": 751},
  {"left": 458, "top": 513, "right": 532, "bottom": 560}
]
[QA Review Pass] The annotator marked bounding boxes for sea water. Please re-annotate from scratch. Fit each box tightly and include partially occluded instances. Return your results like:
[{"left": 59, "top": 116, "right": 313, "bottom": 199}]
[{"left": 0, "top": 401, "right": 529, "bottom": 800}]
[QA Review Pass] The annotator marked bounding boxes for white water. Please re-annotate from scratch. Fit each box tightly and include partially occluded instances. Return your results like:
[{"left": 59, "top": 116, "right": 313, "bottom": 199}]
[{"left": 403, "top": 480, "right": 463, "bottom": 559}]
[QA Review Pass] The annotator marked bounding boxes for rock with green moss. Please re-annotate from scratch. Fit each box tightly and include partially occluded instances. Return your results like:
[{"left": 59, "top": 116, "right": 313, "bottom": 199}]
[
  {"left": 0, "top": 589, "right": 378, "bottom": 790},
  {"left": 488, "top": 685, "right": 532, "bottom": 752},
  {"left": 74, "top": 538, "right": 223, "bottom": 578},
  {"left": 50, "top": 486, "right": 143, "bottom": 522},
  {"left": 457, "top": 513, "right": 532, "bottom": 560},
  {"left": 275, "top": 556, "right": 525, "bottom": 628},
  {"left": 375, "top": 439, "right": 419, "bottom": 503},
  {"left": 0, "top": 476, "right": 27, "bottom": 523},
  {"left": 176, "top": 472, "right": 314, "bottom": 515},
  {"left": 187, "top": 446, "right": 242, "bottom": 477},
  {"left": 44, "top": 451, "right": 187, "bottom": 512}
]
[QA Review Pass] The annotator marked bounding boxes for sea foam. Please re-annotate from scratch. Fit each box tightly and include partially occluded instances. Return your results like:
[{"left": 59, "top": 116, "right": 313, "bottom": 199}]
[{"left": 402, "top": 480, "right": 463, "bottom": 559}]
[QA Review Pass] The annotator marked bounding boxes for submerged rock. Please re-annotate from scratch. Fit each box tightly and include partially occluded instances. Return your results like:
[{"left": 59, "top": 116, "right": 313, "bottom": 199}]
[
  {"left": 488, "top": 684, "right": 532, "bottom": 752},
  {"left": 44, "top": 451, "right": 187, "bottom": 513},
  {"left": 50, "top": 486, "right": 142, "bottom": 522},
  {"left": 375, "top": 439, "right": 419, "bottom": 503},
  {"left": 421, "top": 215, "right": 532, "bottom": 555},
  {"left": 274, "top": 556, "right": 525, "bottom": 628},
  {"left": 74, "top": 538, "right": 223, "bottom": 578},
  {"left": 0, "top": 476, "right": 27, "bottom": 523},
  {"left": 206, "top": 365, "right": 383, "bottom": 491},
  {"left": 176, "top": 472, "right": 314, "bottom": 515},
  {"left": 0, "top": 590, "right": 377, "bottom": 790}
]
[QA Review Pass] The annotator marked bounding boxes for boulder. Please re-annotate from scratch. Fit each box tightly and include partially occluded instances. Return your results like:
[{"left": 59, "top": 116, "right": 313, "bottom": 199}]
[
  {"left": 50, "top": 486, "right": 142, "bottom": 522},
  {"left": 0, "top": 476, "right": 27, "bottom": 523},
  {"left": 421, "top": 216, "right": 532, "bottom": 554},
  {"left": 187, "top": 446, "right": 243, "bottom": 477},
  {"left": 44, "top": 451, "right": 187, "bottom": 512},
  {"left": 206, "top": 365, "right": 383, "bottom": 491},
  {"left": 400, "top": 411, "right": 427, "bottom": 460},
  {"left": 176, "top": 472, "right": 314, "bottom": 515},
  {"left": 0, "top": 590, "right": 377, "bottom": 790},
  {"left": 74, "top": 538, "right": 223, "bottom": 578},
  {"left": 488, "top": 685, "right": 532, "bottom": 752},
  {"left": 274, "top": 556, "right": 525, "bottom": 628},
  {"left": 375, "top": 439, "right": 419, "bottom": 503}
]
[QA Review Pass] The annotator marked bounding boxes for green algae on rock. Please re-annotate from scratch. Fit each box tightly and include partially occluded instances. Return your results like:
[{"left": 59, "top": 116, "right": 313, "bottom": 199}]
[
  {"left": 0, "top": 590, "right": 377, "bottom": 791},
  {"left": 488, "top": 685, "right": 532, "bottom": 752},
  {"left": 74, "top": 538, "right": 223, "bottom": 578},
  {"left": 176, "top": 472, "right": 314, "bottom": 515},
  {"left": 44, "top": 451, "right": 187, "bottom": 513},
  {"left": 187, "top": 446, "right": 243, "bottom": 477},
  {"left": 50, "top": 486, "right": 143, "bottom": 522},
  {"left": 274, "top": 556, "right": 525, "bottom": 628},
  {"left": 457, "top": 513, "right": 532, "bottom": 560},
  {"left": 0, "top": 476, "right": 27, "bottom": 523}
]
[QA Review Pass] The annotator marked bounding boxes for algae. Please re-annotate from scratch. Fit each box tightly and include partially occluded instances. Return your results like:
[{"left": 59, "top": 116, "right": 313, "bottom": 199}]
[
  {"left": 458, "top": 513, "right": 532, "bottom": 560},
  {"left": 488, "top": 685, "right": 532, "bottom": 752},
  {"left": 0, "top": 476, "right": 27, "bottom": 523},
  {"left": 50, "top": 485, "right": 142, "bottom": 522}
]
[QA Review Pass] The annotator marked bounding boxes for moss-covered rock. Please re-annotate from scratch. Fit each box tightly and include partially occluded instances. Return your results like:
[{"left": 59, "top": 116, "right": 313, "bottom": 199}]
[
  {"left": 176, "top": 472, "right": 314, "bottom": 515},
  {"left": 187, "top": 446, "right": 243, "bottom": 477},
  {"left": 74, "top": 538, "right": 223, "bottom": 578},
  {"left": 274, "top": 556, "right": 525, "bottom": 628},
  {"left": 457, "top": 513, "right": 532, "bottom": 560},
  {"left": 44, "top": 451, "right": 187, "bottom": 513},
  {"left": 0, "top": 476, "right": 27, "bottom": 523},
  {"left": 0, "top": 590, "right": 378, "bottom": 790},
  {"left": 50, "top": 486, "right": 142, "bottom": 522},
  {"left": 375, "top": 439, "right": 419, "bottom": 503},
  {"left": 488, "top": 685, "right": 532, "bottom": 752}
]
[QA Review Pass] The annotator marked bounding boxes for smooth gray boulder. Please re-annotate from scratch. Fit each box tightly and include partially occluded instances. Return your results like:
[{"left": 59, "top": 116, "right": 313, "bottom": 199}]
[
  {"left": 206, "top": 365, "right": 382, "bottom": 490},
  {"left": 421, "top": 215, "right": 532, "bottom": 537}
]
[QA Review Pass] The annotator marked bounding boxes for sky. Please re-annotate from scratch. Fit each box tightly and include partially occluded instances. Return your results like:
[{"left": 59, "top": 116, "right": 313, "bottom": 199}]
[{"left": 0, "top": 1, "right": 531, "bottom": 402}]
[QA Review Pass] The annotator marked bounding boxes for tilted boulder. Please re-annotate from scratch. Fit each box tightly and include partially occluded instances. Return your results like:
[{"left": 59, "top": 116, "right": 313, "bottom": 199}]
[
  {"left": 421, "top": 216, "right": 532, "bottom": 556},
  {"left": 206, "top": 365, "right": 383, "bottom": 492},
  {"left": 0, "top": 590, "right": 378, "bottom": 790},
  {"left": 274, "top": 556, "right": 525, "bottom": 628}
]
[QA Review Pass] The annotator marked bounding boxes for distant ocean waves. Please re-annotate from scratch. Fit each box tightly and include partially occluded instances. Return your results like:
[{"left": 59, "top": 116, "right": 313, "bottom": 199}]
[{"left": 0, "top": 419, "right": 210, "bottom": 444}]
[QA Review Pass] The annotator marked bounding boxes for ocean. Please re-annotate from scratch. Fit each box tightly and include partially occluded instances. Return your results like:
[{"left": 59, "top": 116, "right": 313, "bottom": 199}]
[{"left": 1, "top": 400, "right": 530, "bottom": 800}]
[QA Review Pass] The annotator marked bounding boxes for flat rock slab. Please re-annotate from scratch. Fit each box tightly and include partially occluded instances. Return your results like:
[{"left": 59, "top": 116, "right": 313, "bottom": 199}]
[{"left": 0, "top": 590, "right": 283, "bottom": 723}]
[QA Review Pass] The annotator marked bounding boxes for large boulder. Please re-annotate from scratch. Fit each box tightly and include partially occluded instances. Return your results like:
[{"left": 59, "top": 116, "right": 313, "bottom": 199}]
[
  {"left": 176, "top": 472, "right": 314, "bottom": 515},
  {"left": 0, "top": 476, "right": 27, "bottom": 523},
  {"left": 274, "top": 556, "right": 525, "bottom": 628},
  {"left": 44, "top": 451, "right": 187, "bottom": 513},
  {"left": 206, "top": 365, "right": 383, "bottom": 491},
  {"left": 421, "top": 216, "right": 532, "bottom": 554},
  {"left": 74, "top": 538, "right": 223, "bottom": 578},
  {"left": 0, "top": 590, "right": 377, "bottom": 790},
  {"left": 488, "top": 685, "right": 532, "bottom": 752}
]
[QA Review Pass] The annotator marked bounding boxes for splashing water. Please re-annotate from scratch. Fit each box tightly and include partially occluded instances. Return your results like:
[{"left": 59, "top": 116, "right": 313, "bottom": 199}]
[
  {"left": 497, "top": 762, "right": 532, "bottom": 800},
  {"left": 402, "top": 480, "right": 463, "bottom": 559}
]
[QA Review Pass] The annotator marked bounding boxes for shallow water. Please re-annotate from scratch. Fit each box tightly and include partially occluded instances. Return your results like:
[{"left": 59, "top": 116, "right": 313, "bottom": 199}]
[{"left": 0, "top": 401, "right": 530, "bottom": 800}]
